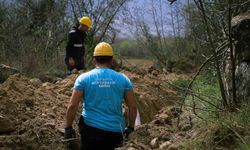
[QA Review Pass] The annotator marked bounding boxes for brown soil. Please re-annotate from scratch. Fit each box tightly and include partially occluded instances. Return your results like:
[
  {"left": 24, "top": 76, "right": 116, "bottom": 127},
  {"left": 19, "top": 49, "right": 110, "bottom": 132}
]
[
  {"left": 0, "top": 73, "right": 77, "bottom": 149},
  {"left": 0, "top": 60, "right": 190, "bottom": 150},
  {"left": 117, "top": 107, "right": 196, "bottom": 150}
]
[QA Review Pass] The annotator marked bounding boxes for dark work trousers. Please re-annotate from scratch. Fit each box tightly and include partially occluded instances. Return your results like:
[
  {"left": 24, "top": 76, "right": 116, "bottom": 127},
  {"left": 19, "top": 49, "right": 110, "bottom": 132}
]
[
  {"left": 78, "top": 116, "right": 123, "bottom": 150},
  {"left": 65, "top": 57, "right": 85, "bottom": 72}
]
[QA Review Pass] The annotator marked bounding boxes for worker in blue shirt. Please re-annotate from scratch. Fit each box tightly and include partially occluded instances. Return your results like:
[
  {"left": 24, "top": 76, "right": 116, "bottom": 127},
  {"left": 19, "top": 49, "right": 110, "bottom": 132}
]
[{"left": 64, "top": 42, "right": 137, "bottom": 150}]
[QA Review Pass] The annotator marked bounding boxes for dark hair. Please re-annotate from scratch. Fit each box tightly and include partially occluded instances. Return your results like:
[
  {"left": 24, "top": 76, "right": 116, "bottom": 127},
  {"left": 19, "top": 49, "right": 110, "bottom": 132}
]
[
  {"left": 75, "top": 22, "right": 80, "bottom": 27},
  {"left": 94, "top": 56, "right": 113, "bottom": 64}
]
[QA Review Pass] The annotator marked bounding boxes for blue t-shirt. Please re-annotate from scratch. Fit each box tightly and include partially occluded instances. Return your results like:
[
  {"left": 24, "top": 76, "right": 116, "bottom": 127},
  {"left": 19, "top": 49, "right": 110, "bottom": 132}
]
[{"left": 73, "top": 68, "right": 133, "bottom": 132}]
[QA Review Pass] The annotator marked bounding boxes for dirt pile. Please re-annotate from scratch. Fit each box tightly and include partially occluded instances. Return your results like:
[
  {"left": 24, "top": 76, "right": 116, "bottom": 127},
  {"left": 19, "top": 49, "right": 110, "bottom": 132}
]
[
  {"left": 117, "top": 108, "right": 194, "bottom": 150},
  {"left": 0, "top": 67, "right": 189, "bottom": 149},
  {"left": 0, "top": 73, "right": 78, "bottom": 149},
  {"left": 123, "top": 70, "right": 188, "bottom": 123}
]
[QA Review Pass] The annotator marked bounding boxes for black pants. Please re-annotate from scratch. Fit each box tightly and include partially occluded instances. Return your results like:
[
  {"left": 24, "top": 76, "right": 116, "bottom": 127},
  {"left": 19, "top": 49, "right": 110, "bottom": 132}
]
[
  {"left": 78, "top": 116, "right": 123, "bottom": 150},
  {"left": 65, "top": 57, "right": 85, "bottom": 72}
]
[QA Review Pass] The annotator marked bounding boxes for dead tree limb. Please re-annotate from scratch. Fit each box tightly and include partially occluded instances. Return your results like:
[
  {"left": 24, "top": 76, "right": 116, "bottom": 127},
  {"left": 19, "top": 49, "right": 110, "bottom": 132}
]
[
  {"left": 168, "top": 81, "right": 221, "bottom": 109},
  {"left": 191, "top": 93, "right": 204, "bottom": 119}
]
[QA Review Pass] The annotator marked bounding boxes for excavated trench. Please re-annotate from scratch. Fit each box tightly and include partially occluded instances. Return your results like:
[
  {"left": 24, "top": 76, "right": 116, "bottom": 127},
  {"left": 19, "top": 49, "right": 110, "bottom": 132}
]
[{"left": 0, "top": 67, "right": 189, "bottom": 149}]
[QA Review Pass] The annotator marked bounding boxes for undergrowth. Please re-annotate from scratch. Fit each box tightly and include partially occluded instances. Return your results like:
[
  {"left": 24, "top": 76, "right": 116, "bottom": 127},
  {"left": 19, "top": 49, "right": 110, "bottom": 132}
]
[
  {"left": 180, "top": 105, "right": 250, "bottom": 150},
  {"left": 171, "top": 73, "right": 250, "bottom": 150}
]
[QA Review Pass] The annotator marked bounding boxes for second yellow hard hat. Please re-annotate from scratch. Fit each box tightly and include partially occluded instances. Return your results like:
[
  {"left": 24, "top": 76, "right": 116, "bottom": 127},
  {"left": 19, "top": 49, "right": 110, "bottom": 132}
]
[{"left": 79, "top": 16, "right": 92, "bottom": 28}]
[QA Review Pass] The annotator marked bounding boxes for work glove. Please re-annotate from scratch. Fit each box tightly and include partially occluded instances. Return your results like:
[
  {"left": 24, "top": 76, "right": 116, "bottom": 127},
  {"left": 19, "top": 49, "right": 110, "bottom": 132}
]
[
  {"left": 64, "top": 127, "right": 79, "bottom": 150},
  {"left": 124, "top": 126, "right": 134, "bottom": 139},
  {"left": 64, "top": 127, "right": 76, "bottom": 141}
]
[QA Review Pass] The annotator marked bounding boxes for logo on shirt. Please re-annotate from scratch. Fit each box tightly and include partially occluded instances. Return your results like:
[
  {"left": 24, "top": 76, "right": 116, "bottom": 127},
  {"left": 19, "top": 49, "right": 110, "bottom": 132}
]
[{"left": 92, "top": 78, "right": 116, "bottom": 88}]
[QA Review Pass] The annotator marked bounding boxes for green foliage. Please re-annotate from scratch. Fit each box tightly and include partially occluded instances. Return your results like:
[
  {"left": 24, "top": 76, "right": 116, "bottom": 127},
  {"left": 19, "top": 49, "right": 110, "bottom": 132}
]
[
  {"left": 0, "top": 0, "right": 129, "bottom": 77},
  {"left": 139, "top": 23, "right": 200, "bottom": 70},
  {"left": 0, "top": 1, "right": 69, "bottom": 77},
  {"left": 239, "top": 138, "right": 250, "bottom": 150},
  {"left": 193, "top": 75, "right": 220, "bottom": 95},
  {"left": 170, "top": 79, "right": 190, "bottom": 96},
  {"left": 171, "top": 79, "right": 190, "bottom": 89},
  {"left": 180, "top": 105, "right": 250, "bottom": 150},
  {"left": 113, "top": 39, "right": 151, "bottom": 58},
  {"left": 185, "top": 74, "right": 221, "bottom": 118},
  {"left": 170, "top": 58, "right": 196, "bottom": 73}
]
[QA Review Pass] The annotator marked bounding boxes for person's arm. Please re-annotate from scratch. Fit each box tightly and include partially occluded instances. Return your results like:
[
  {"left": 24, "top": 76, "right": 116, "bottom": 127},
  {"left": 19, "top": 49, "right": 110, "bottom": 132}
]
[
  {"left": 66, "top": 32, "right": 75, "bottom": 59},
  {"left": 124, "top": 90, "right": 137, "bottom": 128},
  {"left": 65, "top": 89, "right": 83, "bottom": 128}
]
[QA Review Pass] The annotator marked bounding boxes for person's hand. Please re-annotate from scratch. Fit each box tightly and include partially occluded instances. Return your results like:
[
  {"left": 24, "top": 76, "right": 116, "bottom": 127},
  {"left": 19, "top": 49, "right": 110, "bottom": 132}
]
[
  {"left": 124, "top": 126, "right": 134, "bottom": 139},
  {"left": 69, "top": 57, "right": 75, "bottom": 67},
  {"left": 64, "top": 127, "right": 79, "bottom": 149},
  {"left": 64, "top": 127, "right": 76, "bottom": 141}
]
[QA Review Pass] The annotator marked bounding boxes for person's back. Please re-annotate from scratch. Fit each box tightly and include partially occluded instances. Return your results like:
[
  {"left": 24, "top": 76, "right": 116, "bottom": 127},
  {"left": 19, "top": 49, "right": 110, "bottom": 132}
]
[
  {"left": 75, "top": 68, "right": 133, "bottom": 132},
  {"left": 64, "top": 42, "right": 137, "bottom": 150},
  {"left": 66, "top": 26, "right": 86, "bottom": 60}
]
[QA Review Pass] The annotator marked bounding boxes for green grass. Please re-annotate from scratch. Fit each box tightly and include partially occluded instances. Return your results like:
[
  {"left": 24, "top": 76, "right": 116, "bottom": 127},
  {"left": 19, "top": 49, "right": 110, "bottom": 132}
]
[
  {"left": 170, "top": 74, "right": 250, "bottom": 149},
  {"left": 180, "top": 104, "right": 250, "bottom": 150},
  {"left": 183, "top": 74, "right": 221, "bottom": 119}
]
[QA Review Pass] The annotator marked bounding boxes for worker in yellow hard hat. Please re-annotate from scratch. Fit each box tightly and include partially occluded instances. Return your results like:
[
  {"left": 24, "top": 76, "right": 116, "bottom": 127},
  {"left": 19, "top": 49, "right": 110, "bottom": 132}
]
[
  {"left": 65, "top": 16, "right": 92, "bottom": 75},
  {"left": 64, "top": 42, "right": 137, "bottom": 150}
]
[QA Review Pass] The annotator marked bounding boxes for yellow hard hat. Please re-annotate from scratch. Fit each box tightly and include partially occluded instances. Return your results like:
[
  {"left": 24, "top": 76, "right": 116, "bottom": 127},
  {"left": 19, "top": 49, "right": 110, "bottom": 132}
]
[
  {"left": 93, "top": 42, "right": 114, "bottom": 56},
  {"left": 79, "top": 16, "right": 92, "bottom": 28}
]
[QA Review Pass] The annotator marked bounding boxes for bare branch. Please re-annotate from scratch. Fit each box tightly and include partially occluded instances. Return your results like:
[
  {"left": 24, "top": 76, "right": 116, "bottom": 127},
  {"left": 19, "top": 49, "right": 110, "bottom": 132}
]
[
  {"left": 228, "top": 0, "right": 237, "bottom": 105},
  {"left": 195, "top": 0, "right": 228, "bottom": 107}
]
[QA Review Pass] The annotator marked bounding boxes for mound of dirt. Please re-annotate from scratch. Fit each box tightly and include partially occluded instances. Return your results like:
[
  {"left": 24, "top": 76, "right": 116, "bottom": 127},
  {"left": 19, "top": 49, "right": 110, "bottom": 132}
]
[
  {"left": 0, "top": 73, "right": 78, "bottom": 149},
  {"left": 117, "top": 108, "right": 195, "bottom": 150},
  {"left": 0, "top": 68, "right": 189, "bottom": 149},
  {"left": 122, "top": 70, "right": 188, "bottom": 123}
]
